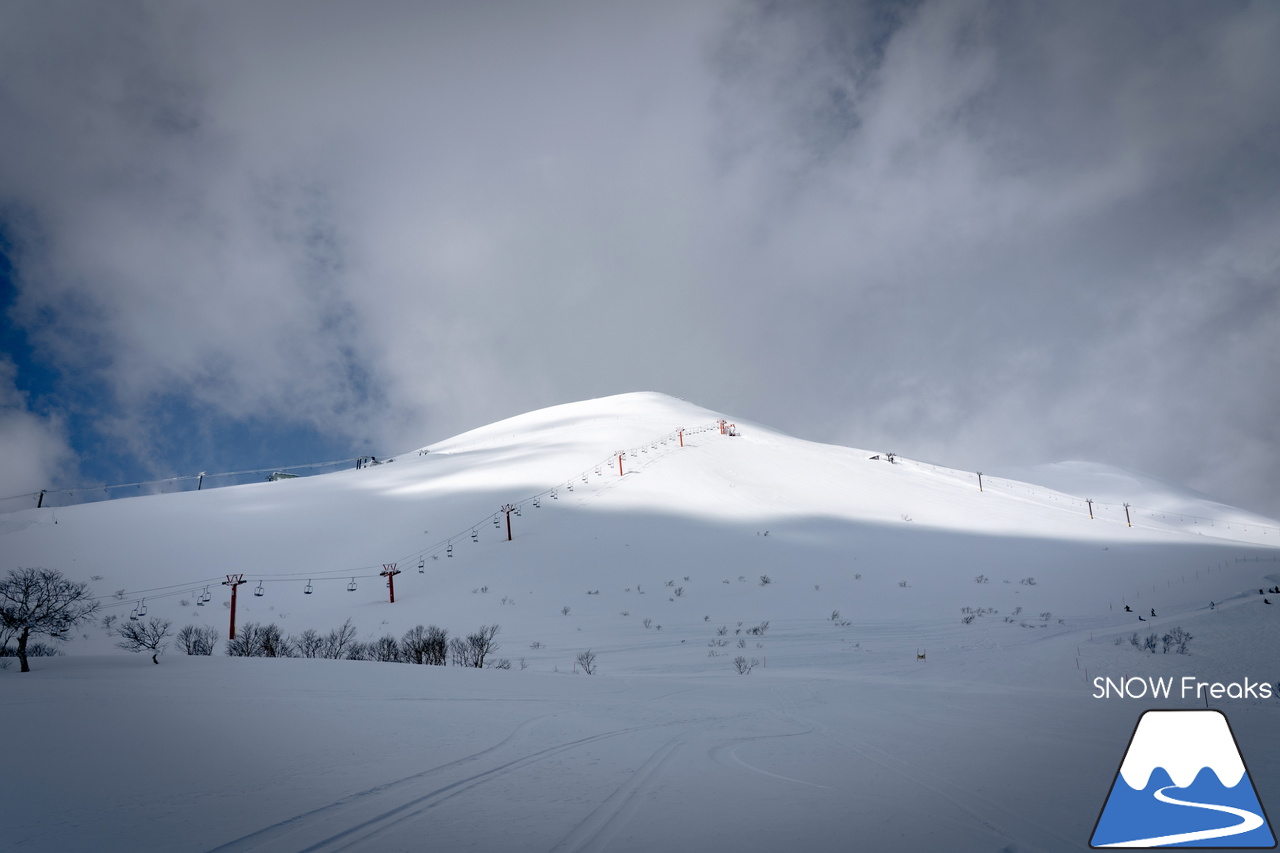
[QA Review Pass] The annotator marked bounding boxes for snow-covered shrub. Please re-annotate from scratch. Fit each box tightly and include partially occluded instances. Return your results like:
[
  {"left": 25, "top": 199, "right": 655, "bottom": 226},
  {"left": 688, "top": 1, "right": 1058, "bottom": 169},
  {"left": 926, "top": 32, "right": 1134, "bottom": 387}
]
[
  {"left": 576, "top": 649, "right": 596, "bottom": 674},
  {"left": 732, "top": 656, "right": 757, "bottom": 674}
]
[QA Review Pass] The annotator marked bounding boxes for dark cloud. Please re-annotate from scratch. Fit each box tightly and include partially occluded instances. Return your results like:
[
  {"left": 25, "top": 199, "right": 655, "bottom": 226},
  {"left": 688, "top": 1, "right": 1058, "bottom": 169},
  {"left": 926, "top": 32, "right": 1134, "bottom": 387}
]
[{"left": 1, "top": 0, "right": 1277, "bottom": 517}]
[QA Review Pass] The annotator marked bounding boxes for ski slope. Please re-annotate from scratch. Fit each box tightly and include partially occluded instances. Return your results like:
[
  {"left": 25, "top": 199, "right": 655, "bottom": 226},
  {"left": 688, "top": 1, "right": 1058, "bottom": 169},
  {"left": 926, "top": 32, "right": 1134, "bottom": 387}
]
[{"left": 2, "top": 392, "right": 1278, "bottom": 852}]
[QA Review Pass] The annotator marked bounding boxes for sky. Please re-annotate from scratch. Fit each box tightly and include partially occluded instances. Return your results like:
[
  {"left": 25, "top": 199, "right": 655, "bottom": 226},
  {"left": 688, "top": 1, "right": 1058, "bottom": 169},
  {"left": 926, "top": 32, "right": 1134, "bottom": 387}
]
[{"left": 1, "top": 0, "right": 1278, "bottom": 518}]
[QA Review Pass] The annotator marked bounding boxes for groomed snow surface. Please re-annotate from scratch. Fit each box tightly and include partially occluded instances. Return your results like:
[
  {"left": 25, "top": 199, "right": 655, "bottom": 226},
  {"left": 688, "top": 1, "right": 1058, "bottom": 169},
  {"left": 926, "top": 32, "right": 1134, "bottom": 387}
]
[{"left": 3, "top": 392, "right": 1278, "bottom": 852}]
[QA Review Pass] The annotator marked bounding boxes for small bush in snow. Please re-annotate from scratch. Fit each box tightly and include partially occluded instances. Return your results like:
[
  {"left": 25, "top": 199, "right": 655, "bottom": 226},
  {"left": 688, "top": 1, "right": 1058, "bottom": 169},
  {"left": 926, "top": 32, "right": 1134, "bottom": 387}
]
[
  {"left": 576, "top": 649, "right": 596, "bottom": 674},
  {"left": 759, "top": 575, "right": 772, "bottom": 586},
  {"left": 643, "top": 618, "right": 653, "bottom": 629},
  {"left": 961, "top": 615, "right": 975, "bottom": 625},
  {"left": 1166, "top": 626, "right": 1193, "bottom": 654},
  {"left": 732, "top": 656, "right": 758, "bottom": 675},
  {"left": 561, "top": 606, "right": 571, "bottom": 616},
  {"left": 1020, "top": 577, "right": 1037, "bottom": 586},
  {"left": 974, "top": 574, "right": 989, "bottom": 584}
]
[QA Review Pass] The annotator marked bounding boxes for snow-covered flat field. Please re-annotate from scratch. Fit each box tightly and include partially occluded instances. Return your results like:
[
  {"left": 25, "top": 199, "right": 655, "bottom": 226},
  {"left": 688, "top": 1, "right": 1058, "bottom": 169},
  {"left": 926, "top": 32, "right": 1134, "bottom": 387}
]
[{"left": 3, "top": 393, "right": 1278, "bottom": 852}]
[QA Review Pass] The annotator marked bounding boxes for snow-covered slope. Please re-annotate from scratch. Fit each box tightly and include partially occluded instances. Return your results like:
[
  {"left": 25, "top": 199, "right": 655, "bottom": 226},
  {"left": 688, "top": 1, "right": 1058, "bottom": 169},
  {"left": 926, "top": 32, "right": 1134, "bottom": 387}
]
[{"left": 3, "top": 392, "right": 1278, "bottom": 853}]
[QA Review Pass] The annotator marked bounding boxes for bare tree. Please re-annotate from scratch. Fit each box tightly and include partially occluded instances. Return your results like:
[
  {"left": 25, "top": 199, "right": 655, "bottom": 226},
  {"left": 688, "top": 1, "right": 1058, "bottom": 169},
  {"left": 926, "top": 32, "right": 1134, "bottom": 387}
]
[
  {"left": 115, "top": 617, "right": 173, "bottom": 664},
  {"left": 452, "top": 624, "right": 500, "bottom": 668},
  {"left": 322, "top": 618, "right": 358, "bottom": 659},
  {"left": 576, "top": 649, "right": 597, "bottom": 674},
  {"left": 369, "top": 634, "right": 401, "bottom": 662},
  {"left": 177, "top": 624, "right": 219, "bottom": 655},
  {"left": 0, "top": 567, "right": 100, "bottom": 672},
  {"left": 226, "top": 622, "right": 295, "bottom": 657},
  {"left": 401, "top": 624, "right": 448, "bottom": 665}
]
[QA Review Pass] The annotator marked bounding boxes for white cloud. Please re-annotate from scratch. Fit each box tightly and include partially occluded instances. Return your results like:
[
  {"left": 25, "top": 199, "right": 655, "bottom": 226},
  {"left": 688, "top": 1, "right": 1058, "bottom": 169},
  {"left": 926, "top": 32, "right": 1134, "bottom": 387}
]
[
  {"left": 1, "top": 0, "right": 1278, "bottom": 516},
  {"left": 0, "top": 359, "right": 76, "bottom": 502}
]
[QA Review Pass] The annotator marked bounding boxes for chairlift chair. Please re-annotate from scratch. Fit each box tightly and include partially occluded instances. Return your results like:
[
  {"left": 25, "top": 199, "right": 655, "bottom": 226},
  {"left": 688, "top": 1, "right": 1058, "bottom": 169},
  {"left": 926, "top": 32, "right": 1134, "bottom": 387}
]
[
  {"left": 254, "top": 582, "right": 265, "bottom": 597},
  {"left": 137, "top": 599, "right": 147, "bottom": 618},
  {"left": 304, "top": 580, "right": 314, "bottom": 595},
  {"left": 418, "top": 557, "right": 425, "bottom": 573},
  {"left": 347, "top": 578, "right": 357, "bottom": 592},
  {"left": 447, "top": 542, "right": 453, "bottom": 557},
  {"left": 471, "top": 529, "right": 478, "bottom": 542},
  {"left": 130, "top": 603, "right": 140, "bottom": 621},
  {"left": 533, "top": 497, "right": 540, "bottom": 508}
]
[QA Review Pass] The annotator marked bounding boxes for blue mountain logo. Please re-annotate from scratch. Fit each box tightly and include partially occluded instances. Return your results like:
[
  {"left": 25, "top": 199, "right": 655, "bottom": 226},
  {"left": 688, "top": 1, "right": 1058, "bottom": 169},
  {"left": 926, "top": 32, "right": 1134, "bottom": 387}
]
[{"left": 1092, "top": 710, "right": 1275, "bottom": 848}]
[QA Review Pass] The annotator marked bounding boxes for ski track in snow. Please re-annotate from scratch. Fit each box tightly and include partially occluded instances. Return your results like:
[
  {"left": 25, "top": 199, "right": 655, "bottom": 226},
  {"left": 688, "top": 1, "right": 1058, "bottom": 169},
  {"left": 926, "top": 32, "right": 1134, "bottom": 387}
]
[
  {"left": 766, "top": 683, "right": 1078, "bottom": 853},
  {"left": 204, "top": 715, "right": 716, "bottom": 853}
]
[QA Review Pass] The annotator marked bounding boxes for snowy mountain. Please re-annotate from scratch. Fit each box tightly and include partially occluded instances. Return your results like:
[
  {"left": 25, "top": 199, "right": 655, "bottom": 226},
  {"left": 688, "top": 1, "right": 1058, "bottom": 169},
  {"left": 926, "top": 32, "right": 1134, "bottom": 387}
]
[{"left": 3, "top": 392, "right": 1278, "bottom": 853}]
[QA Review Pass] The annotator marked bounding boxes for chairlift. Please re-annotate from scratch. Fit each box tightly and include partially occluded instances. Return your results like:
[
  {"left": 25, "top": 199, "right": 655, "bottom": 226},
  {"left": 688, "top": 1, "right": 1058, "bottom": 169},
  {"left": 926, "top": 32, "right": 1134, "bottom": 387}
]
[
  {"left": 137, "top": 599, "right": 147, "bottom": 618},
  {"left": 551, "top": 490, "right": 558, "bottom": 500},
  {"left": 447, "top": 542, "right": 453, "bottom": 557},
  {"left": 582, "top": 474, "right": 588, "bottom": 483},
  {"left": 347, "top": 578, "right": 357, "bottom": 592},
  {"left": 254, "top": 581, "right": 265, "bottom": 597},
  {"left": 514, "top": 506, "right": 521, "bottom": 517},
  {"left": 304, "top": 580, "right": 314, "bottom": 595},
  {"left": 196, "top": 592, "right": 206, "bottom": 607},
  {"left": 533, "top": 497, "right": 540, "bottom": 508},
  {"left": 471, "top": 529, "right": 478, "bottom": 542},
  {"left": 418, "top": 557, "right": 425, "bottom": 573},
  {"left": 130, "top": 603, "right": 140, "bottom": 621},
  {"left": 493, "top": 515, "right": 501, "bottom": 528}
]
